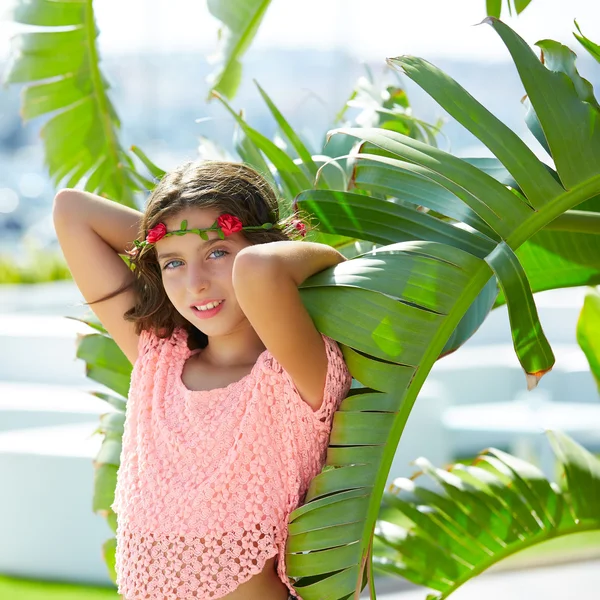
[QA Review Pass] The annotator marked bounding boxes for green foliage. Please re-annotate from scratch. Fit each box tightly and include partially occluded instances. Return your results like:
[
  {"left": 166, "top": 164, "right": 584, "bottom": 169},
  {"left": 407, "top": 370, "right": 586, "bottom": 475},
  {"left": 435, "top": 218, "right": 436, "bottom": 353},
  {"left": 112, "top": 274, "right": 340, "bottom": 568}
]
[
  {"left": 0, "top": 574, "right": 119, "bottom": 600},
  {"left": 485, "top": 0, "right": 533, "bottom": 18},
  {"left": 576, "top": 287, "right": 600, "bottom": 392},
  {"left": 376, "top": 431, "right": 600, "bottom": 600},
  {"left": 8, "top": 1, "right": 600, "bottom": 597},
  {"left": 3, "top": 1, "right": 161, "bottom": 205},
  {"left": 206, "top": 0, "right": 272, "bottom": 100},
  {"left": 4, "top": 1, "right": 135, "bottom": 204},
  {"left": 0, "top": 248, "right": 72, "bottom": 284},
  {"left": 68, "top": 18, "right": 600, "bottom": 598},
  {"left": 574, "top": 19, "right": 600, "bottom": 64}
]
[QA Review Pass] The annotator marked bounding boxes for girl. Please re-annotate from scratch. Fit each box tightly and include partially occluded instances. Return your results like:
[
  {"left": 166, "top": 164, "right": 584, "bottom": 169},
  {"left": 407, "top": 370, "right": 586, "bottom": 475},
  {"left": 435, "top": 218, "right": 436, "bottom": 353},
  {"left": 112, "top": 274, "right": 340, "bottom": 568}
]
[{"left": 52, "top": 160, "right": 352, "bottom": 600}]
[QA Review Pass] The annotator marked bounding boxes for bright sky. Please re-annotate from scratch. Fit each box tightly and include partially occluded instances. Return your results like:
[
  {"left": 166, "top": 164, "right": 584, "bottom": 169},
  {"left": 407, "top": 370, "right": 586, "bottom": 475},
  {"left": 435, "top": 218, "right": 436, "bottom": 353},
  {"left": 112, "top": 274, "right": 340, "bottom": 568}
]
[{"left": 0, "top": 0, "right": 598, "bottom": 63}]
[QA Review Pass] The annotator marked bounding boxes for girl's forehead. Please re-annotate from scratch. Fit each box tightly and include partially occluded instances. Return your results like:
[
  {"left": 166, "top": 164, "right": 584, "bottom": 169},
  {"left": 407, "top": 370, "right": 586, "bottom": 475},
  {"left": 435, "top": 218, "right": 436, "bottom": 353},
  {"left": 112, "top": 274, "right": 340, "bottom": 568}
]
[{"left": 163, "top": 206, "right": 221, "bottom": 230}]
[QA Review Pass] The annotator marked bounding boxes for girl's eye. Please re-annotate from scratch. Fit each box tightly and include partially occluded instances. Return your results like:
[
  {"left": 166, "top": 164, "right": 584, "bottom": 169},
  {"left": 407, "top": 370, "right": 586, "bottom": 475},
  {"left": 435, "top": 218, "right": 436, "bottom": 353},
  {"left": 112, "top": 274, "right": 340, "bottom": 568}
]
[
  {"left": 162, "top": 249, "right": 228, "bottom": 270},
  {"left": 209, "top": 249, "right": 228, "bottom": 259},
  {"left": 162, "top": 259, "right": 183, "bottom": 270}
]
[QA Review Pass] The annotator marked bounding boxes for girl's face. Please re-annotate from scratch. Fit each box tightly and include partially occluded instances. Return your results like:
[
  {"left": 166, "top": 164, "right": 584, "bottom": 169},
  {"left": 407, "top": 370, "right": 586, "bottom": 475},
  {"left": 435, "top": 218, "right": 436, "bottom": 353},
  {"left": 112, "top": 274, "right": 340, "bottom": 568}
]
[{"left": 154, "top": 206, "right": 254, "bottom": 337}]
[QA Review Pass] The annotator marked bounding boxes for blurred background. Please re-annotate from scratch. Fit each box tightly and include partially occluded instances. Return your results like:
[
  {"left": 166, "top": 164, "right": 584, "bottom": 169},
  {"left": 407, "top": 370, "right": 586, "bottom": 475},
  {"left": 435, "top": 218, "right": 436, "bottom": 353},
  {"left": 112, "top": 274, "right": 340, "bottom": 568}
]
[
  {"left": 1, "top": 0, "right": 600, "bottom": 261},
  {"left": 0, "top": 0, "right": 599, "bottom": 598}
]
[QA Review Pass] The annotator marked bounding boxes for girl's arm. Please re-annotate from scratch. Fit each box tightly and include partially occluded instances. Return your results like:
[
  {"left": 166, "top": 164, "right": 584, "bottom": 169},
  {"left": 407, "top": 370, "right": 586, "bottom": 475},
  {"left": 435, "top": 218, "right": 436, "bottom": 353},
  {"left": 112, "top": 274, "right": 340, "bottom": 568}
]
[
  {"left": 232, "top": 240, "right": 346, "bottom": 412},
  {"left": 54, "top": 189, "right": 143, "bottom": 254},
  {"left": 236, "top": 240, "right": 346, "bottom": 285},
  {"left": 53, "top": 189, "right": 143, "bottom": 364}
]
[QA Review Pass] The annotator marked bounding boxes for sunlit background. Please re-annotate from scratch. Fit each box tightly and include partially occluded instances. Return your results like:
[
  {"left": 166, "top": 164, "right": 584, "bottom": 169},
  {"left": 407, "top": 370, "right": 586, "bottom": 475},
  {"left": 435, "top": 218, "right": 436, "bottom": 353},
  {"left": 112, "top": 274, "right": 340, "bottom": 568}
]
[{"left": 1, "top": 0, "right": 599, "bottom": 259}]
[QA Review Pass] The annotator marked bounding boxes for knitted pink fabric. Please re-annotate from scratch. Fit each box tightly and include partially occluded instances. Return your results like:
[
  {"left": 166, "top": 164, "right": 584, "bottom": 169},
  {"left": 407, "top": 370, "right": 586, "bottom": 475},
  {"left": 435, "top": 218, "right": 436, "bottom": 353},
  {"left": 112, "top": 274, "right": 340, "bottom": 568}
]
[{"left": 111, "top": 326, "right": 352, "bottom": 600}]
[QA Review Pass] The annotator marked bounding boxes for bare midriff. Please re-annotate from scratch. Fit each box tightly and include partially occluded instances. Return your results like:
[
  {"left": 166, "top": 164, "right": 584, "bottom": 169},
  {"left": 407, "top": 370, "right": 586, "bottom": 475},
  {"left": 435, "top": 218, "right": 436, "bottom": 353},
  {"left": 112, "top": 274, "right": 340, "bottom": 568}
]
[{"left": 219, "top": 557, "right": 290, "bottom": 600}]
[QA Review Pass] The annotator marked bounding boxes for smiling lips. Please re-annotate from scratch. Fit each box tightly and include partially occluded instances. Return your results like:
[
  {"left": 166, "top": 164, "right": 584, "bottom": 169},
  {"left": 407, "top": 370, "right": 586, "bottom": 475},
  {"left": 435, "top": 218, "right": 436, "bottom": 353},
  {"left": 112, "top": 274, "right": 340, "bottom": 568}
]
[
  {"left": 192, "top": 299, "right": 223, "bottom": 311},
  {"left": 191, "top": 299, "right": 225, "bottom": 319}
]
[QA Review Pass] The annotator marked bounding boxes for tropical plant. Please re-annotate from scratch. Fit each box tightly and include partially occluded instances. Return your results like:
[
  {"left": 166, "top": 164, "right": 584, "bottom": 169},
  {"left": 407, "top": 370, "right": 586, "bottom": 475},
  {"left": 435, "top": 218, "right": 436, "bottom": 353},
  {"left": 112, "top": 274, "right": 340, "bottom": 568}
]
[
  {"left": 206, "top": 0, "right": 600, "bottom": 386},
  {"left": 276, "top": 19, "right": 600, "bottom": 598},
  {"left": 577, "top": 286, "right": 600, "bottom": 392},
  {"left": 2, "top": 0, "right": 151, "bottom": 206},
  {"left": 375, "top": 430, "right": 600, "bottom": 599},
  {"left": 205, "top": 0, "right": 539, "bottom": 102}
]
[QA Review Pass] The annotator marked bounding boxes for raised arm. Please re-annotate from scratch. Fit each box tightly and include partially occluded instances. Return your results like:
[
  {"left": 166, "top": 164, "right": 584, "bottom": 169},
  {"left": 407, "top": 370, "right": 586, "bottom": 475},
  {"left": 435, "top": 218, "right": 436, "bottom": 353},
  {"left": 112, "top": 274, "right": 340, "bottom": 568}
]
[
  {"left": 232, "top": 241, "right": 346, "bottom": 411},
  {"left": 52, "top": 189, "right": 143, "bottom": 364}
]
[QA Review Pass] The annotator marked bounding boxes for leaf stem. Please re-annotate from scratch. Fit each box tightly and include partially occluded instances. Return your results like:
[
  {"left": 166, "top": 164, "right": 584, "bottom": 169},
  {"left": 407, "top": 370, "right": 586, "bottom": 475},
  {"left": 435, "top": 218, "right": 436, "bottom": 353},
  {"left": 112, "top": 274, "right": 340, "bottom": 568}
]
[
  {"left": 508, "top": 175, "right": 600, "bottom": 248},
  {"left": 84, "top": 0, "right": 134, "bottom": 206},
  {"left": 436, "top": 523, "right": 600, "bottom": 599},
  {"left": 543, "top": 210, "right": 600, "bottom": 234}
]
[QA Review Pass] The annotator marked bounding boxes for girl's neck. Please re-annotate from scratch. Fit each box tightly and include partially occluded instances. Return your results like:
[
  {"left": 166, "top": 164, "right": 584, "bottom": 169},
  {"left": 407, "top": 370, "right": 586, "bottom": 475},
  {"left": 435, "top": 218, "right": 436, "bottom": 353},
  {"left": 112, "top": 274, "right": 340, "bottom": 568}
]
[{"left": 199, "top": 328, "right": 266, "bottom": 369}]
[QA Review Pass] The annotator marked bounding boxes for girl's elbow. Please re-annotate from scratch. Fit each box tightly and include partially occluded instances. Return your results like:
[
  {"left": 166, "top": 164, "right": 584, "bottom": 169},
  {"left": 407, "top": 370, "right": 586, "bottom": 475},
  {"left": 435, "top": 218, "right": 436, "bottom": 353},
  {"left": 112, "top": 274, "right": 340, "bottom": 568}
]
[{"left": 232, "top": 248, "right": 281, "bottom": 291}]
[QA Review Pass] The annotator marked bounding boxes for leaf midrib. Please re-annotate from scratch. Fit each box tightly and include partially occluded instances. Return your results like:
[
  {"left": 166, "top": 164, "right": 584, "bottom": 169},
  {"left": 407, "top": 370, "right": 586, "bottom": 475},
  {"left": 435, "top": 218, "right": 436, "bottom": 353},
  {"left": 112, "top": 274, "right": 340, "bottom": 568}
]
[
  {"left": 84, "top": 0, "right": 128, "bottom": 199},
  {"left": 435, "top": 522, "right": 600, "bottom": 599},
  {"left": 508, "top": 174, "right": 600, "bottom": 249},
  {"left": 355, "top": 261, "right": 495, "bottom": 591}
]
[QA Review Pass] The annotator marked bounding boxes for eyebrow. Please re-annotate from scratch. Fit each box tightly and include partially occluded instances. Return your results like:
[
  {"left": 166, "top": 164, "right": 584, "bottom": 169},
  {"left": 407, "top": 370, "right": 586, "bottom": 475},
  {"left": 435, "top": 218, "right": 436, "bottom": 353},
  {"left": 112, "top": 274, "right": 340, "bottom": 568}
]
[{"left": 156, "top": 238, "right": 223, "bottom": 261}]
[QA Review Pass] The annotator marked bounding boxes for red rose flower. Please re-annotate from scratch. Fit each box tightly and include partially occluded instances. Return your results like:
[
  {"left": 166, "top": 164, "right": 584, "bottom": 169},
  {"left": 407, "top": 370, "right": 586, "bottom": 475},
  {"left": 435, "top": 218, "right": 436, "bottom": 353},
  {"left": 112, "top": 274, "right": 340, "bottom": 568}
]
[
  {"left": 146, "top": 222, "right": 167, "bottom": 244},
  {"left": 217, "top": 214, "right": 243, "bottom": 236},
  {"left": 292, "top": 219, "right": 306, "bottom": 237}
]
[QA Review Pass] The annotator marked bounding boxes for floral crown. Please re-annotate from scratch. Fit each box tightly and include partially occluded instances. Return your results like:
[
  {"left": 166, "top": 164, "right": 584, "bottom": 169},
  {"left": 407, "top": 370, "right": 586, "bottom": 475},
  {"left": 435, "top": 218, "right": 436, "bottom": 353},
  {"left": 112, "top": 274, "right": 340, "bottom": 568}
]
[{"left": 130, "top": 213, "right": 306, "bottom": 254}]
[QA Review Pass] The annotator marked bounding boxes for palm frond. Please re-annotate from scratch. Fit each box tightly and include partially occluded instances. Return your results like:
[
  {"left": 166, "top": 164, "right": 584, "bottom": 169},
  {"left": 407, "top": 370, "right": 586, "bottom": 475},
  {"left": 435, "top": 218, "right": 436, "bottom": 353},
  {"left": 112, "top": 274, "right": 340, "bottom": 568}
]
[
  {"left": 4, "top": 0, "right": 141, "bottom": 205},
  {"left": 285, "top": 21, "right": 600, "bottom": 598},
  {"left": 375, "top": 431, "right": 600, "bottom": 600},
  {"left": 206, "top": 0, "right": 272, "bottom": 100}
]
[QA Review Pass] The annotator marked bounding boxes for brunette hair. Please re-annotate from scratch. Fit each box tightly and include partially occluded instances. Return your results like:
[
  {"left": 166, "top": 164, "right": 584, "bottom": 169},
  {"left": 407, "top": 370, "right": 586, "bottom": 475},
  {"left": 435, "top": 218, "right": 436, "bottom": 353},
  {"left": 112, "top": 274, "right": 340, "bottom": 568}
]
[{"left": 85, "top": 160, "right": 308, "bottom": 350}]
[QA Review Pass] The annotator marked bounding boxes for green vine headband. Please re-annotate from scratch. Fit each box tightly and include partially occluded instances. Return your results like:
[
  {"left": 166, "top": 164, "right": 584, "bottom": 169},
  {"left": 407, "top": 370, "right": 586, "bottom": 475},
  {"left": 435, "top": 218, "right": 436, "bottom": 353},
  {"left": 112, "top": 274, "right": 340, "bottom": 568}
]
[{"left": 129, "top": 213, "right": 306, "bottom": 255}]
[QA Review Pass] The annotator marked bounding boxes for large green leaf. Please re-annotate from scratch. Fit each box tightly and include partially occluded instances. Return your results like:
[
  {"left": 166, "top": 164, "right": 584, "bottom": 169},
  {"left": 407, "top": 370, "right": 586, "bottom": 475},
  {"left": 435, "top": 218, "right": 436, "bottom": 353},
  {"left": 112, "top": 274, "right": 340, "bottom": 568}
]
[
  {"left": 387, "top": 55, "right": 563, "bottom": 209},
  {"left": 3, "top": 0, "right": 141, "bottom": 205},
  {"left": 573, "top": 19, "right": 600, "bottom": 64},
  {"left": 375, "top": 431, "right": 600, "bottom": 599},
  {"left": 331, "top": 127, "right": 534, "bottom": 238},
  {"left": 350, "top": 154, "right": 499, "bottom": 238},
  {"left": 288, "top": 244, "right": 494, "bottom": 599},
  {"left": 297, "top": 189, "right": 494, "bottom": 258},
  {"left": 206, "top": 0, "right": 272, "bottom": 100},
  {"left": 486, "top": 17, "right": 600, "bottom": 189},
  {"left": 285, "top": 22, "right": 600, "bottom": 598},
  {"left": 495, "top": 227, "right": 600, "bottom": 306},
  {"left": 576, "top": 287, "right": 600, "bottom": 393}
]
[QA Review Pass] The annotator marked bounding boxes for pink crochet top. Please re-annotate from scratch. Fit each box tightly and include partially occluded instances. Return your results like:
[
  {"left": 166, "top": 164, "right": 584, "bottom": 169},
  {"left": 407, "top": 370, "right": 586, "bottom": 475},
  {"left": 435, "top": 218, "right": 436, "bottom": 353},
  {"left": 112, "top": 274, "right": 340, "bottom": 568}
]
[{"left": 111, "top": 326, "right": 352, "bottom": 600}]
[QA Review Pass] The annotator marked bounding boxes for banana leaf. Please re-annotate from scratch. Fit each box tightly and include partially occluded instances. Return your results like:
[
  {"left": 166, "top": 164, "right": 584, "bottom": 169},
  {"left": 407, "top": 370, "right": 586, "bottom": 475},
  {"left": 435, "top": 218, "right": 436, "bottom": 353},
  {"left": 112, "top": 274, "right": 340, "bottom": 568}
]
[
  {"left": 206, "top": 0, "right": 272, "bottom": 100},
  {"left": 576, "top": 287, "right": 600, "bottom": 392},
  {"left": 285, "top": 21, "right": 600, "bottom": 599},
  {"left": 375, "top": 431, "right": 600, "bottom": 599},
  {"left": 3, "top": 0, "right": 143, "bottom": 205}
]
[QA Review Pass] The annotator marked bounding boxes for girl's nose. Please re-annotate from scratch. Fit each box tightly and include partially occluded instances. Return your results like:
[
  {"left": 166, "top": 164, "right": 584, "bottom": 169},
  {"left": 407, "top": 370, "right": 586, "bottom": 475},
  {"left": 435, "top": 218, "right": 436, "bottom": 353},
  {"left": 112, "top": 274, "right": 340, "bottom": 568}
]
[{"left": 187, "top": 264, "right": 210, "bottom": 293}]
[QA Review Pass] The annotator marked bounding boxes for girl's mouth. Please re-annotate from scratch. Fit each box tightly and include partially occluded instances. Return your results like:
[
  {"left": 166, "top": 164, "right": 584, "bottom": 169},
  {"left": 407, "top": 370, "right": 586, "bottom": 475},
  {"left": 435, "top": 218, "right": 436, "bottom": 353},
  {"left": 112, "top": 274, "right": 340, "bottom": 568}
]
[{"left": 191, "top": 300, "right": 225, "bottom": 319}]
